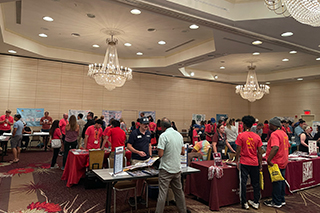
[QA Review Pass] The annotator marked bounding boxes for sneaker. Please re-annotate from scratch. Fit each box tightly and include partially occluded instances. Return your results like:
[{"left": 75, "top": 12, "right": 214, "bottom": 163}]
[
  {"left": 282, "top": 202, "right": 286, "bottom": 206},
  {"left": 137, "top": 196, "right": 146, "bottom": 205},
  {"left": 54, "top": 164, "right": 59, "bottom": 168},
  {"left": 50, "top": 167, "right": 55, "bottom": 169},
  {"left": 128, "top": 197, "right": 136, "bottom": 207},
  {"left": 248, "top": 200, "right": 259, "bottom": 209},
  {"left": 263, "top": 200, "right": 282, "bottom": 208},
  {"left": 242, "top": 202, "right": 249, "bottom": 210},
  {"left": 61, "top": 166, "right": 65, "bottom": 171}
]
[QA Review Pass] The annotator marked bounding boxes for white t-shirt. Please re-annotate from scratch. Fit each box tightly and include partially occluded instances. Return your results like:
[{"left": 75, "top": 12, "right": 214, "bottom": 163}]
[{"left": 225, "top": 125, "right": 238, "bottom": 142}]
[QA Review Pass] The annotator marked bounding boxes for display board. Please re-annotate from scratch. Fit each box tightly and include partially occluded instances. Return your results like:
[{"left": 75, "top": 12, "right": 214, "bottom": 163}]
[
  {"left": 102, "top": 110, "right": 122, "bottom": 125},
  {"left": 192, "top": 114, "right": 206, "bottom": 125},
  {"left": 216, "top": 114, "right": 228, "bottom": 122},
  {"left": 17, "top": 108, "right": 44, "bottom": 126},
  {"left": 68, "top": 109, "right": 90, "bottom": 121}
]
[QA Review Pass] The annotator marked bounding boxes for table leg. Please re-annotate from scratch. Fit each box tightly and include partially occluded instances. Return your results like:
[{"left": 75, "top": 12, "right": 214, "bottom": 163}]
[{"left": 105, "top": 182, "right": 112, "bottom": 213}]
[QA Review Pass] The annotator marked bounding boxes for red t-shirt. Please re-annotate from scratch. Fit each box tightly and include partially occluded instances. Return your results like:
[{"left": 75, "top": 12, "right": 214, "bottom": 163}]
[
  {"left": 52, "top": 128, "right": 62, "bottom": 139},
  {"left": 85, "top": 125, "right": 103, "bottom": 149},
  {"left": 192, "top": 129, "right": 199, "bottom": 145},
  {"left": 136, "top": 122, "right": 140, "bottom": 129},
  {"left": 149, "top": 122, "right": 156, "bottom": 132},
  {"left": 59, "top": 119, "right": 68, "bottom": 135},
  {"left": 235, "top": 131, "right": 262, "bottom": 166},
  {"left": 103, "top": 126, "right": 112, "bottom": 148},
  {"left": 286, "top": 127, "right": 291, "bottom": 134},
  {"left": 40, "top": 116, "right": 53, "bottom": 130},
  {"left": 263, "top": 124, "right": 269, "bottom": 134},
  {"left": 205, "top": 124, "right": 213, "bottom": 142},
  {"left": 0, "top": 115, "right": 13, "bottom": 131},
  {"left": 106, "top": 127, "right": 126, "bottom": 152},
  {"left": 281, "top": 126, "right": 286, "bottom": 132},
  {"left": 266, "top": 130, "right": 290, "bottom": 169},
  {"left": 238, "top": 123, "right": 243, "bottom": 133}
]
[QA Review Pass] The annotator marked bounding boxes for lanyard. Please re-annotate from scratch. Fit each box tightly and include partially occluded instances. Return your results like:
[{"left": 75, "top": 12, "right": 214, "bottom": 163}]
[{"left": 94, "top": 128, "right": 99, "bottom": 140}]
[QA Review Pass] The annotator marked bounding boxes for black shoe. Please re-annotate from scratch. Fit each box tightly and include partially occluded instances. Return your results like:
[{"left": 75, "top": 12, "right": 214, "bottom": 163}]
[
  {"left": 128, "top": 197, "right": 136, "bottom": 207},
  {"left": 169, "top": 200, "right": 177, "bottom": 206},
  {"left": 137, "top": 196, "right": 146, "bottom": 205},
  {"left": 186, "top": 209, "right": 191, "bottom": 213}
]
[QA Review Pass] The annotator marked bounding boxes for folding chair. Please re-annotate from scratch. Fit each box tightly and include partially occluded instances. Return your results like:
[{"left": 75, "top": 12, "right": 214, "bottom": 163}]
[{"left": 85, "top": 150, "right": 105, "bottom": 189}]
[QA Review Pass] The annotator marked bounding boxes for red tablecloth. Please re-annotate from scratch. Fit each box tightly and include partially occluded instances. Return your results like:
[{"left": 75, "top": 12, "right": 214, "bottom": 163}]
[
  {"left": 185, "top": 161, "right": 272, "bottom": 211},
  {"left": 61, "top": 149, "right": 132, "bottom": 187}
]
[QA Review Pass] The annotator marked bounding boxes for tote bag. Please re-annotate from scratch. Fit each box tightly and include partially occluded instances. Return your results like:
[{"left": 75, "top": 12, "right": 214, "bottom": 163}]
[
  {"left": 51, "top": 139, "right": 61, "bottom": 148},
  {"left": 268, "top": 164, "right": 284, "bottom": 182}
]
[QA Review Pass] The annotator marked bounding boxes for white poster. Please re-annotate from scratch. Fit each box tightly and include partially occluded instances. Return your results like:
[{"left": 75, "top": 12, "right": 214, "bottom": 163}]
[
  {"left": 102, "top": 110, "right": 122, "bottom": 125},
  {"left": 192, "top": 114, "right": 206, "bottom": 125},
  {"left": 114, "top": 146, "right": 124, "bottom": 175},
  {"left": 308, "top": 140, "right": 317, "bottom": 155},
  {"left": 68, "top": 109, "right": 90, "bottom": 121},
  {"left": 311, "top": 121, "right": 320, "bottom": 136}
]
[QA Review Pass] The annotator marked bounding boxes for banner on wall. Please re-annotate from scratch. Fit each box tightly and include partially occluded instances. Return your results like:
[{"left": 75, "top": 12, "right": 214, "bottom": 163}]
[
  {"left": 311, "top": 121, "right": 320, "bottom": 136},
  {"left": 68, "top": 109, "right": 91, "bottom": 122},
  {"left": 192, "top": 114, "right": 206, "bottom": 125},
  {"left": 102, "top": 110, "right": 122, "bottom": 125},
  {"left": 139, "top": 111, "right": 156, "bottom": 121},
  {"left": 216, "top": 114, "right": 228, "bottom": 122},
  {"left": 17, "top": 108, "right": 44, "bottom": 126}
]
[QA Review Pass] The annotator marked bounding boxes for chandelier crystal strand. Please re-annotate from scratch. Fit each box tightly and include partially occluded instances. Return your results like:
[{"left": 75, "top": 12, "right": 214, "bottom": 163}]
[
  {"left": 88, "top": 35, "right": 132, "bottom": 91},
  {"left": 235, "top": 65, "right": 270, "bottom": 102}
]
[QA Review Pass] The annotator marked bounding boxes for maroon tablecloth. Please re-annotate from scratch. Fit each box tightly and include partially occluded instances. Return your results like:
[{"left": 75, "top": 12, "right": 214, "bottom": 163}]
[
  {"left": 185, "top": 161, "right": 272, "bottom": 211},
  {"left": 61, "top": 149, "right": 132, "bottom": 187}
]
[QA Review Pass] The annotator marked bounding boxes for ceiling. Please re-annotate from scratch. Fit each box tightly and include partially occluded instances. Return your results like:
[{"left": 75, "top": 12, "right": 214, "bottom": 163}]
[{"left": 0, "top": 0, "right": 320, "bottom": 84}]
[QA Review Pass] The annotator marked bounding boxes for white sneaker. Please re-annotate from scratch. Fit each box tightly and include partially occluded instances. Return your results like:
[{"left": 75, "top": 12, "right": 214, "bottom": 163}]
[
  {"left": 248, "top": 200, "right": 259, "bottom": 209},
  {"left": 54, "top": 164, "right": 59, "bottom": 168},
  {"left": 242, "top": 202, "right": 249, "bottom": 210}
]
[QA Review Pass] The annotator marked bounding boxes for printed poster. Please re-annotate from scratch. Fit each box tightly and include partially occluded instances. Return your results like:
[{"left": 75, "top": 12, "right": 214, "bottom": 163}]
[
  {"left": 311, "top": 121, "right": 320, "bottom": 136},
  {"left": 17, "top": 108, "right": 44, "bottom": 126},
  {"left": 139, "top": 111, "right": 156, "bottom": 121},
  {"left": 102, "top": 110, "right": 122, "bottom": 125},
  {"left": 192, "top": 114, "right": 205, "bottom": 125},
  {"left": 68, "top": 109, "right": 90, "bottom": 121},
  {"left": 216, "top": 114, "right": 228, "bottom": 122}
]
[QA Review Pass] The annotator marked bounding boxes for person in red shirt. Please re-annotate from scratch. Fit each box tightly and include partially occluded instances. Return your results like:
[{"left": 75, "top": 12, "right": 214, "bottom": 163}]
[
  {"left": 0, "top": 109, "right": 14, "bottom": 135},
  {"left": 192, "top": 124, "right": 200, "bottom": 145},
  {"left": 84, "top": 119, "right": 103, "bottom": 149},
  {"left": 59, "top": 113, "right": 69, "bottom": 143},
  {"left": 262, "top": 120, "right": 269, "bottom": 141},
  {"left": 264, "top": 117, "right": 290, "bottom": 208},
  {"left": 235, "top": 115, "right": 263, "bottom": 210},
  {"left": 40, "top": 111, "right": 53, "bottom": 151},
  {"left": 148, "top": 116, "right": 157, "bottom": 145},
  {"left": 49, "top": 120, "right": 62, "bottom": 169},
  {"left": 102, "top": 120, "right": 126, "bottom": 155},
  {"left": 205, "top": 118, "right": 215, "bottom": 143}
]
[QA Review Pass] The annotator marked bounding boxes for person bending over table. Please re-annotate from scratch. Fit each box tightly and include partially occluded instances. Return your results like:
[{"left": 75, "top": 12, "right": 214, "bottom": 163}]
[
  {"left": 84, "top": 119, "right": 103, "bottom": 150},
  {"left": 156, "top": 117, "right": 186, "bottom": 213},
  {"left": 50, "top": 120, "right": 62, "bottom": 169},
  {"left": 299, "top": 125, "right": 313, "bottom": 153},
  {"left": 188, "top": 134, "right": 210, "bottom": 165},
  {"left": 212, "top": 123, "right": 235, "bottom": 159},
  {"left": 235, "top": 115, "right": 263, "bottom": 210},
  {"left": 62, "top": 115, "right": 79, "bottom": 170},
  {"left": 127, "top": 117, "right": 152, "bottom": 206}
]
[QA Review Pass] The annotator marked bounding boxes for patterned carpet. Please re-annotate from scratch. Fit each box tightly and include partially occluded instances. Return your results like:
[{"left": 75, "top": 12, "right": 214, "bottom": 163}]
[{"left": 0, "top": 149, "right": 320, "bottom": 213}]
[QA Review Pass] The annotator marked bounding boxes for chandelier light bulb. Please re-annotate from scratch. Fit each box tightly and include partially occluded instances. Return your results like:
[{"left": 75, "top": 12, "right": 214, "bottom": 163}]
[
  {"left": 43, "top": 16, "right": 53, "bottom": 22},
  {"left": 289, "top": 50, "right": 297, "bottom": 54},
  {"left": 281, "top": 32, "right": 294, "bottom": 37}
]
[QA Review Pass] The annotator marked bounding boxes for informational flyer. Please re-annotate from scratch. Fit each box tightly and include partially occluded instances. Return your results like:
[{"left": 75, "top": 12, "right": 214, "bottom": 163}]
[
  {"left": 181, "top": 144, "right": 188, "bottom": 168},
  {"left": 308, "top": 140, "right": 317, "bottom": 155},
  {"left": 113, "top": 146, "right": 124, "bottom": 175}
]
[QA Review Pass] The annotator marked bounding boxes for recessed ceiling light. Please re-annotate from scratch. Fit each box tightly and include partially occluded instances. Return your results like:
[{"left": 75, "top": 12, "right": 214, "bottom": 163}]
[
  {"left": 124, "top": 43, "right": 132, "bottom": 47},
  {"left": 190, "top": 72, "right": 195, "bottom": 76},
  {"left": 281, "top": 32, "right": 293, "bottom": 37},
  {"left": 87, "top": 13, "right": 95, "bottom": 18},
  {"left": 266, "top": 82, "right": 270, "bottom": 85},
  {"left": 289, "top": 50, "right": 297, "bottom": 54},
  {"left": 189, "top": 24, "right": 199, "bottom": 29},
  {"left": 71, "top": 33, "right": 80, "bottom": 37},
  {"left": 214, "top": 75, "right": 218, "bottom": 79},
  {"left": 158, "top": 41, "right": 166, "bottom": 45},
  {"left": 252, "top": 40, "right": 262, "bottom": 45},
  {"left": 297, "top": 78, "right": 303, "bottom": 81},
  {"left": 92, "top": 44, "right": 99, "bottom": 48},
  {"left": 316, "top": 57, "right": 320, "bottom": 61},
  {"left": 39, "top": 33, "right": 48, "bottom": 37},
  {"left": 136, "top": 52, "right": 143, "bottom": 56},
  {"left": 147, "top": 28, "right": 156, "bottom": 32},
  {"left": 43, "top": 16, "right": 53, "bottom": 22},
  {"left": 131, "top": 9, "right": 141, "bottom": 15},
  {"left": 220, "top": 66, "right": 225, "bottom": 69},
  {"left": 8, "top": 50, "right": 17, "bottom": 54},
  {"left": 252, "top": 52, "right": 260, "bottom": 55},
  {"left": 282, "top": 58, "right": 289, "bottom": 62}
]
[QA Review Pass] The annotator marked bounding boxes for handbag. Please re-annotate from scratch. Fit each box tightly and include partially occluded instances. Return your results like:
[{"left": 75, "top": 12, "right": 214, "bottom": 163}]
[
  {"left": 51, "top": 139, "right": 61, "bottom": 148},
  {"left": 268, "top": 164, "right": 284, "bottom": 182}
]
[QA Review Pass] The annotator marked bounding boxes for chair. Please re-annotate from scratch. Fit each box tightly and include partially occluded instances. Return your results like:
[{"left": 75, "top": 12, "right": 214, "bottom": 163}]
[
  {"left": 107, "top": 157, "right": 137, "bottom": 213},
  {"left": 29, "top": 130, "right": 42, "bottom": 147},
  {"left": 207, "top": 147, "right": 212, "bottom": 161},
  {"left": 144, "top": 177, "right": 159, "bottom": 208},
  {"left": 85, "top": 150, "right": 105, "bottom": 189}
]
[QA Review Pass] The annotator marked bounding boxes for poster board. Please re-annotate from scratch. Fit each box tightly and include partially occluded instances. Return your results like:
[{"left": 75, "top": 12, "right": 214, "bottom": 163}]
[
  {"left": 308, "top": 140, "right": 317, "bottom": 155},
  {"left": 113, "top": 146, "right": 124, "bottom": 175},
  {"left": 139, "top": 111, "right": 156, "bottom": 121},
  {"left": 102, "top": 110, "right": 122, "bottom": 125},
  {"left": 16, "top": 108, "right": 44, "bottom": 126},
  {"left": 192, "top": 114, "right": 205, "bottom": 125},
  {"left": 68, "top": 109, "right": 90, "bottom": 121},
  {"left": 216, "top": 114, "right": 228, "bottom": 122},
  {"left": 311, "top": 121, "right": 320, "bottom": 136}
]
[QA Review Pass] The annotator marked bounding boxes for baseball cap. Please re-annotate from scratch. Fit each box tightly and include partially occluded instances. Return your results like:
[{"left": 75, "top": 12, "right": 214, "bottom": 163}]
[{"left": 141, "top": 117, "right": 149, "bottom": 124}]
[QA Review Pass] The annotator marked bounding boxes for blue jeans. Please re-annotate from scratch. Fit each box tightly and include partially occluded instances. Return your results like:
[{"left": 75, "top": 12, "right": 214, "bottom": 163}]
[{"left": 272, "top": 168, "right": 286, "bottom": 205}]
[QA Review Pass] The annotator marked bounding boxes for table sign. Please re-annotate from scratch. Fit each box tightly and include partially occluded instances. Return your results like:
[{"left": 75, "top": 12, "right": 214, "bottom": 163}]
[
  {"left": 308, "top": 140, "right": 317, "bottom": 155},
  {"left": 113, "top": 146, "right": 124, "bottom": 175},
  {"left": 213, "top": 153, "right": 222, "bottom": 166},
  {"left": 181, "top": 144, "right": 188, "bottom": 168}
]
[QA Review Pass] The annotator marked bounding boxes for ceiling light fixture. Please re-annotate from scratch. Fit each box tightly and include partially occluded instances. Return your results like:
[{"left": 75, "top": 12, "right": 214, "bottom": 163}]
[
  {"left": 190, "top": 72, "right": 195, "bottom": 76},
  {"left": 92, "top": 44, "right": 99, "bottom": 48},
  {"left": 158, "top": 41, "right": 166, "bottom": 45},
  {"left": 235, "top": 64, "right": 270, "bottom": 102},
  {"left": 252, "top": 40, "right": 262, "bottom": 45},
  {"left": 87, "top": 14, "right": 95, "bottom": 18},
  {"left": 136, "top": 52, "right": 143, "bottom": 56},
  {"left": 316, "top": 57, "right": 320, "bottom": 61},
  {"left": 88, "top": 35, "right": 132, "bottom": 91},
  {"left": 297, "top": 78, "right": 303, "bottom": 81},
  {"left": 43, "top": 16, "right": 53, "bottom": 22},
  {"left": 220, "top": 66, "right": 225, "bottom": 69},
  {"left": 282, "top": 58, "right": 289, "bottom": 62},
  {"left": 130, "top": 9, "right": 141, "bottom": 15},
  {"left": 289, "top": 50, "right": 297, "bottom": 54},
  {"left": 266, "top": 82, "right": 270, "bottom": 85},
  {"left": 281, "top": 32, "right": 293, "bottom": 37},
  {"left": 71, "top": 33, "right": 80, "bottom": 37},
  {"left": 124, "top": 43, "right": 132, "bottom": 47},
  {"left": 265, "top": 0, "right": 320, "bottom": 27},
  {"left": 39, "top": 33, "right": 48, "bottom": 37},
  {"left": 252, "top": 52, "right": 260, "bottom": 55},
  {"left": 214, "top": 75, "right": 218, "bottom": 79},
  {"left": 189, "top": 24, "right": 199, "bottom": 29},
  {"left": 8, "top": 50, "right": 17, "bottom": 54}
]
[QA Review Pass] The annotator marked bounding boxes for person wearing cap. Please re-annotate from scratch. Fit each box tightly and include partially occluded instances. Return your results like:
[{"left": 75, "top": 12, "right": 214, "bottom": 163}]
[
  {"left": 84, "top": 119, "right": 103, "bottom": 150},
  {"left": 21, "top": 121, "right": 32, "bottom": 150},
  {"left": 11, "top": 114, "right": 24, "bottom": 163},
  {"left": 264, "top": 117, "right": 290, "bottom": 208},
  {"left": 156, "top": 117, "right": 186, "bottom": 213},
  {"left": 192, "top": 124, "right": 200, "bottom": 145},
  {"left": 0, "top": 110, "right": 14, "bottom": 135}
]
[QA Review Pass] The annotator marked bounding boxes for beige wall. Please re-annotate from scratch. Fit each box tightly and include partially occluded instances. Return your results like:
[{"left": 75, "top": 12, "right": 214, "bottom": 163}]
[{"left": 0, "top": 54, "right": 252, "bottom": 130}]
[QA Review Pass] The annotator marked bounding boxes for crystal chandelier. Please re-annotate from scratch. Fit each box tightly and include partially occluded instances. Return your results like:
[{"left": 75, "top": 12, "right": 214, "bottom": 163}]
[
  {"left": 88, "top": 35, "right": 132, "bottom": 91},
  {"left": 264, "top": 0, "right": 320, "bottom": 27},
  {"left": 235, "top": 65, "right": 270, "bottom": 102}
]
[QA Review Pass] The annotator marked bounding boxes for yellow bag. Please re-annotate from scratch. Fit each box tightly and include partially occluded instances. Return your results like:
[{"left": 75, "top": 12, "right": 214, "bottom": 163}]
[
  {"left": 259, "top": 171, "right": 264, "bottom": 190},
  {"left": 268, "top": 164, "right": 284, "bottom": 182}
]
